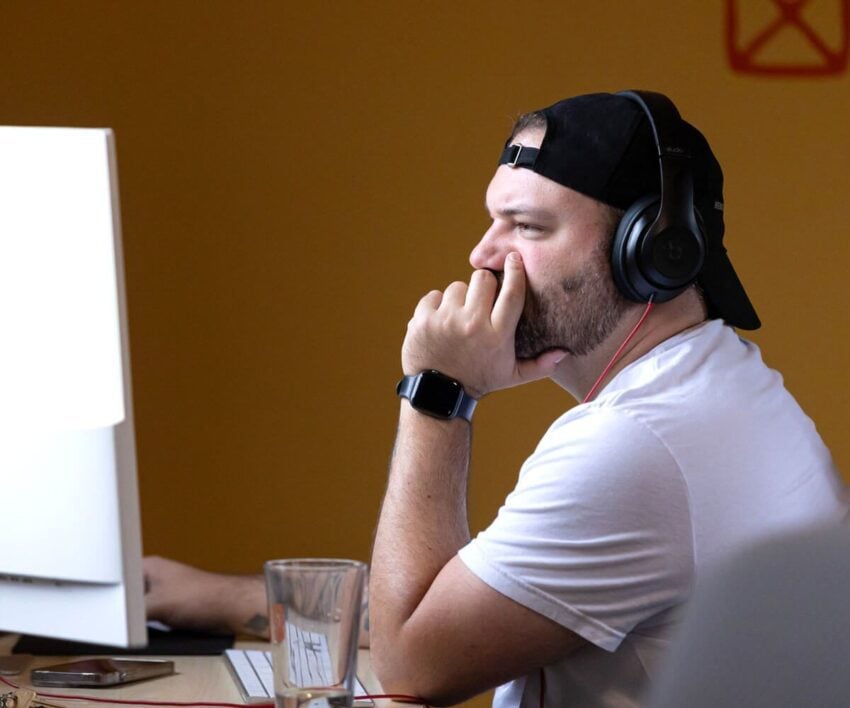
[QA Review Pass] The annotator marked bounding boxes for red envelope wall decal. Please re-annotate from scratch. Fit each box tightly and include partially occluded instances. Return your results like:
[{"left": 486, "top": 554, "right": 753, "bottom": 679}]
[{"left": 726, "top": 0, "right": 849, "bottom": 75}]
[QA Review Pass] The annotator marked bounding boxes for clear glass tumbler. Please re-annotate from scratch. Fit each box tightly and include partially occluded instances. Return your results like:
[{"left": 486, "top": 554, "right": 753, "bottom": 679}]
[{"left": 264, "top": 558, "right": 366, "bottom": 708}]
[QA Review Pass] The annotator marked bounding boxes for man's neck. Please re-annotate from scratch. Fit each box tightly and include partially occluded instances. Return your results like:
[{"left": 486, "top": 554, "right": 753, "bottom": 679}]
[{"left": 551, "top": 289, "right": 709, "bottom": 401}]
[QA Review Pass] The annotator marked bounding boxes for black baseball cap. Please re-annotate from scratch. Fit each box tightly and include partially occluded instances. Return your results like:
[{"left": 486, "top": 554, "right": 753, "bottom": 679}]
[{"left": 498, "top": 91, "right": 760, "bottom": 330}]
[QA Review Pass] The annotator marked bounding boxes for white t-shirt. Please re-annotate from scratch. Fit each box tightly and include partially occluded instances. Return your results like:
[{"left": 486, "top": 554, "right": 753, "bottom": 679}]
[{"left": 458, "top": 320, "right": 847, "bottom": 708}]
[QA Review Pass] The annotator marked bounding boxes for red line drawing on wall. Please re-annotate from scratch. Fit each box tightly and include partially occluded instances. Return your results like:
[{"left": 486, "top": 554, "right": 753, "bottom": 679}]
[{"left": 726, "top": 0, "right": 849, "bottom": 75}]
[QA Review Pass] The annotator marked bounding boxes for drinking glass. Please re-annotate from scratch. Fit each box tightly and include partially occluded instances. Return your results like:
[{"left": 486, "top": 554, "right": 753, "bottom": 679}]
[{"left": 264, "top": 559, "right": 366, "bottom": 708}]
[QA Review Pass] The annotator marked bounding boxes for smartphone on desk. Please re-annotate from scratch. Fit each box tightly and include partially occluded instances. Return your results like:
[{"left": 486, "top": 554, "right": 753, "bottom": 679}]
[{"left": 31, "top": 658, "right": 175, "bottom": 687}]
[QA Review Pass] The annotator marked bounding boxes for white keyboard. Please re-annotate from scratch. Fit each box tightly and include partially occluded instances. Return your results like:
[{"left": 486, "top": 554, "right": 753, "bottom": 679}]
[{"left": 224, "top": 648, "right": 372, "bottom": 706}]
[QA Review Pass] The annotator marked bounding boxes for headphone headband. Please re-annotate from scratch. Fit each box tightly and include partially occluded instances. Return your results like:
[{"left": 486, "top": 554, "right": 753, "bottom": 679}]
[{"left": 610, "top": 90, "right": 705, "bottom": 304}]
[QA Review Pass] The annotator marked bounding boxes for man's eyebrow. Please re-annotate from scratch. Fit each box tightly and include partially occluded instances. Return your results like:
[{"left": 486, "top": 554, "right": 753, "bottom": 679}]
[{"left": 488, "top": 204, "right": 557, "bottom": 220}]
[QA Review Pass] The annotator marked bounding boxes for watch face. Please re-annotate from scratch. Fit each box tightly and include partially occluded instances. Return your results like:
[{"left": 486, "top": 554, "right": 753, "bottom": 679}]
[{"left": 410, "top": 370, "right": 462, "bottom": 418}]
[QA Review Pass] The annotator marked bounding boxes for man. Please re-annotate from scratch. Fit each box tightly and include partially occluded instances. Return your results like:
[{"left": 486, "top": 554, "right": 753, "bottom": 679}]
[
  {"left": 367, "top": 90, "right": 847, "bottom": 707},
  {"left": 146, "top": 91, "right": 846, "bottom": 707}
]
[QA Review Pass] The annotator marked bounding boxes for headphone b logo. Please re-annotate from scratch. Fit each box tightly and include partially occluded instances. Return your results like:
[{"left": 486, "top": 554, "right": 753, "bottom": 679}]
[{"left": 663, "top": 237, "right": 685, "bottom": 263}]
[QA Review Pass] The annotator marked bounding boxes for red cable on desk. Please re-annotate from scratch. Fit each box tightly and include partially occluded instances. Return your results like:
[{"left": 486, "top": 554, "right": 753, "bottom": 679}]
[{"left": 1, "top": 676, "right": 426, "bottom": 707}]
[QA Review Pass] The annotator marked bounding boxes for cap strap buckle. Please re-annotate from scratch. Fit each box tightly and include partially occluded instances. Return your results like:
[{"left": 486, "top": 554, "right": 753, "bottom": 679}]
[
  {"left": 498, "top": 144, "right": 539, "bottom": 169},
  {"left": 507, "top": 144, "right": 524, "bottom": 167}
]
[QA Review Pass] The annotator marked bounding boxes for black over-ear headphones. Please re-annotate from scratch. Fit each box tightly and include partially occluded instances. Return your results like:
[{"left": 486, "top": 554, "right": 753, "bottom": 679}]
[{"left": 610, "top": 90, "right": 706, "bottom": 304}]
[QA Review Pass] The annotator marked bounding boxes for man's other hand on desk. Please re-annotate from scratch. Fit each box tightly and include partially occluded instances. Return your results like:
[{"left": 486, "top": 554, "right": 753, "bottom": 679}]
[
  {"left": 143, "top": 556, "right": 269, "bottom": 638},
  {"left": 142, "top": 556, "right": 371, "bottom": 646}
]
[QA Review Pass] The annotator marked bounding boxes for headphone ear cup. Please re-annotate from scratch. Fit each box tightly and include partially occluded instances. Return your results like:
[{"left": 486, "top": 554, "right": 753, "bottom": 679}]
[
  {"left": 611, "top": 195, "right": 706, "bottom": 304},
  {"left": 611, "top": 194, "right": 660, "bottom": 303}
]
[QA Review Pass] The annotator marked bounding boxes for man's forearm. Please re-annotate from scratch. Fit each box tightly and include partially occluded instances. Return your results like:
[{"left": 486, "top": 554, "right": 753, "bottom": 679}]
[
  {"left": 143, "top": 557, "right": 267, "bottom": 638},
  {"left": 213, "top": 573, "right": 373, "bottom": 646},
  {"left": 199, "top": 573, "right": 269, "bottom": 638},
  {"left": 370, "top": 405, "right": 472, "bottom": 672},
  {"left": 229, "top": 576, "right": 270, "bottom": 637},
  {"left": 229, "top": 575, "right": 372, "bottom": 647}
]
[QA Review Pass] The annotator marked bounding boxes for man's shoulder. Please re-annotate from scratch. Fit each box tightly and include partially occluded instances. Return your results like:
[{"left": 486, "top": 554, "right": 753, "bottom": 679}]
[
  {"left": 591, "top": 319, "right": 768, "bottom": 416},
  {"left": 525, "top": 405, "right": 683, "bottom": 499}
]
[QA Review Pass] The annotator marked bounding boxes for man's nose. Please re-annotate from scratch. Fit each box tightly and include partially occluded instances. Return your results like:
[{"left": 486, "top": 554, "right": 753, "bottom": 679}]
[{"left": 469, "top": 226, "right": 506, "bottom": 271}]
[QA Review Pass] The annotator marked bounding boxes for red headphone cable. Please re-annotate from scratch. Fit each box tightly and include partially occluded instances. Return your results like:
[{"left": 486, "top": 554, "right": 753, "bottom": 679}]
[{"left": 582, "top": 299, "right": 655, "bottom": 404}]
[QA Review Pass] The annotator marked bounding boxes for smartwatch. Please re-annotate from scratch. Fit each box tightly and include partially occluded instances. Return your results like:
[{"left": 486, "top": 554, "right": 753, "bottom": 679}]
[{"left": 396, "top": 370, "right": 477, "bottom": 422}]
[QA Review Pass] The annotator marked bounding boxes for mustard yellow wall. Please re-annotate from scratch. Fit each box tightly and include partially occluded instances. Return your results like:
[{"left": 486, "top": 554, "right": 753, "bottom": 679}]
[{"left": 2, "top": 3, "right": 848, "bottom": 706}]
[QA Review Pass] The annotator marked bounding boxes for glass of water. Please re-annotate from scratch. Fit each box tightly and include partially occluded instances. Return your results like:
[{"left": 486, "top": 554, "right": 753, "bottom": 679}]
[{"left": 264, "top": 559, "right": 366, "bottom": 708}]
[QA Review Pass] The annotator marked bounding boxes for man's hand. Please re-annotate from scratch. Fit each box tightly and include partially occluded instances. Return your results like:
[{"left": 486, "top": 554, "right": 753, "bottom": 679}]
[
  {"left": 143, "top": 556, "right": 268, "bottom": 637},
  {"left": 402, "top": 252, "right": 564, "bottom": 399}
]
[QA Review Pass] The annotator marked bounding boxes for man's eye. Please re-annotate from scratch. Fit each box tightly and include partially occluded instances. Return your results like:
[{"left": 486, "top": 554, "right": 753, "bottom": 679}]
[{"left": 516, "top": 223, "right": 542, "bottom": 234}]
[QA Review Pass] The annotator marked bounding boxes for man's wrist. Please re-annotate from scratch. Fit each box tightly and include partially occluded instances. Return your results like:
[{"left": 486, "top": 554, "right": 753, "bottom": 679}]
[{"left": 396, "top": 370, "right": 477, "bottom": 423}]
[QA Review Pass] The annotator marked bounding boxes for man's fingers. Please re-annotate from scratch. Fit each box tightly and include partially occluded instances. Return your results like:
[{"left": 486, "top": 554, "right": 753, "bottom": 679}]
[
  {"left": 413, "top": 289, "right": 443, "bottom": 318},
  {"left": 491, "top": 252, "right": 526, "bottom": 330},
  {"left": 464, "top": 269, "right": 498, "bottom": 314},
  {"left": 441, "top": 280, "right": 468, "bottom": 309}
]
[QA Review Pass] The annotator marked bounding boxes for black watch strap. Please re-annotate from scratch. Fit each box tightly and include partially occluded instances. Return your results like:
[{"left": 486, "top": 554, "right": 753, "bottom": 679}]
[{"left": 396, "top": 370, "right": 477, "bottom": 422}]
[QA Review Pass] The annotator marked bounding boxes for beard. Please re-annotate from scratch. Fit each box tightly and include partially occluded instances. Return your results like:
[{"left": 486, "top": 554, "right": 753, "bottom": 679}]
[{"left": 510, "top": 247, "right": 632, "bottom": 360}]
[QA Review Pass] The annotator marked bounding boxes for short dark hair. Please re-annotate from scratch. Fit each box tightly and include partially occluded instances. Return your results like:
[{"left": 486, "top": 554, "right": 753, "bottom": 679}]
[{"left": 509, "top": 111, "right": 546, "bottom": 142}]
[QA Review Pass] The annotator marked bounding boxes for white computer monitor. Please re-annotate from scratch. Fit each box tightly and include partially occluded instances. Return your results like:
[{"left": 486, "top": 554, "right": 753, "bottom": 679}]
[{"left": 0, "top": 126, "right": 147, "bottom": 647}]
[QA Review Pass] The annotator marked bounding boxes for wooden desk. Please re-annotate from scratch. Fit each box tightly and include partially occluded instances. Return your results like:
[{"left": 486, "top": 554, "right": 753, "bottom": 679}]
[{"left": 0, "top": 634, "right": 417, "bottom": 707}]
